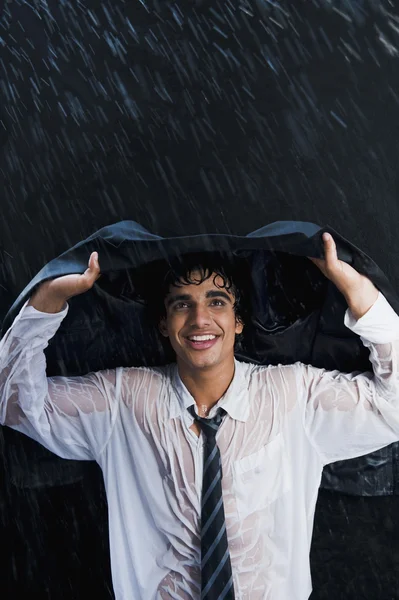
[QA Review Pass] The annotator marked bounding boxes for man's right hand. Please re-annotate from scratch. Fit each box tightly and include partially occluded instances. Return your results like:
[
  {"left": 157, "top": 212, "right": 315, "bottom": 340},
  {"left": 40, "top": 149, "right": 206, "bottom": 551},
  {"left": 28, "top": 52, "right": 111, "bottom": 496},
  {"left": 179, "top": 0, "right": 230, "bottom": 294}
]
[{"left": 28, "top": 252, "right": 101, "bottom": 313}]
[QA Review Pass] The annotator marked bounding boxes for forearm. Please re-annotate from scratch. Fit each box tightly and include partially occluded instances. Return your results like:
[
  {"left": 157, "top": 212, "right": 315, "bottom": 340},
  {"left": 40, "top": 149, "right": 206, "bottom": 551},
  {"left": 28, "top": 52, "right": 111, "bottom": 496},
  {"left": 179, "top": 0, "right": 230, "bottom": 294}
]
[
  {"left": 0, "top": 301, "right": 117, "bottom": 461},
  {"left": 0, "top": 303, "right": 67, "bottom": 426},
  {"left": 344, "top": 278, "right": 379, "bottom": 321},
  {"left": 302, "top": 292, "right": 399, "bottom": 463},
  {"left": 28, "top": 281, "right": 68, "bottom": 313},
  {"left": 345, "top": 292, "right": 399, "bottom": 396}
]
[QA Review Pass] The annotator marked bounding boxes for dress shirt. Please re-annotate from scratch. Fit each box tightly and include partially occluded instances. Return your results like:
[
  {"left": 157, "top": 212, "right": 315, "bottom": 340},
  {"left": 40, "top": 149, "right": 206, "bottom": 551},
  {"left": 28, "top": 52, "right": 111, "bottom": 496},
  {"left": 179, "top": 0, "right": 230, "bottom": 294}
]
[{"left": 1, "top": 292, "right": 399, "bottom": 599}]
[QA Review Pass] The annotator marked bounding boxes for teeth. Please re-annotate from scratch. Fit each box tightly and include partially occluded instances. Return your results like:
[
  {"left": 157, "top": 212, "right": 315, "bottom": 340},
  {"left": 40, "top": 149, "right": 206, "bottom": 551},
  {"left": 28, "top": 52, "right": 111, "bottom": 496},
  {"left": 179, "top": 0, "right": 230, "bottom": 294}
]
[{"left": 189, "top": 335, "right": 216, "bottom": 341}]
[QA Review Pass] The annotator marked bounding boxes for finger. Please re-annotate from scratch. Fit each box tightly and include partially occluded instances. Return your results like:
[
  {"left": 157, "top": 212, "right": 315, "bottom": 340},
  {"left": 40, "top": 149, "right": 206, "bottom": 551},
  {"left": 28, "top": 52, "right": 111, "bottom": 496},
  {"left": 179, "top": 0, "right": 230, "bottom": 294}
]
[
  {"left": 307, "top": 234, "right": 334, "bottom": 263},
  {"left": 89, "top": 251, "right": 100, "bottom": 270},
  {"left": 322, "top": 233, "right": 338, "bottom": 266},
  {"left": 92, "top": 252, "right": 102, "bottom": 280},
  {"left": 83, "top": 252, "right": 101, "bottom": 283},
  {"left": 308, "top": 257, "right": 328, "bottom": 278},
  {"left": 308, "top": 257, "right": 322, "bottom": 267},
  {"left": 90, "top": 252, "right": 101, "bottom": 272}
]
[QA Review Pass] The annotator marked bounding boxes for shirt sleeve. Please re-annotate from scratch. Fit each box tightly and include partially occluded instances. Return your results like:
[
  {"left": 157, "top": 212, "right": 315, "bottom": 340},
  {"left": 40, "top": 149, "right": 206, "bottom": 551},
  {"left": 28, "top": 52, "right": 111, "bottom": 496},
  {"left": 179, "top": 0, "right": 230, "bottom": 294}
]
[
  {"left": 299, "top": 292, "right": 399, "bottom": 465},
  {"left": 0, "top": 301, "right": 121, "bottom": 461}
]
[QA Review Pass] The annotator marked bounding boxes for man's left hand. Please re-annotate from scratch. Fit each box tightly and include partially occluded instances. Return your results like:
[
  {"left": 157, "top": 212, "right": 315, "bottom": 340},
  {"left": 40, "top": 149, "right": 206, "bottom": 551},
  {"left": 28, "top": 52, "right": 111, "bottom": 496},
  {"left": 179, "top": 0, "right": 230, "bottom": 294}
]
[{"left": 309, "top": 232, "right": 379, "bottom": 320}]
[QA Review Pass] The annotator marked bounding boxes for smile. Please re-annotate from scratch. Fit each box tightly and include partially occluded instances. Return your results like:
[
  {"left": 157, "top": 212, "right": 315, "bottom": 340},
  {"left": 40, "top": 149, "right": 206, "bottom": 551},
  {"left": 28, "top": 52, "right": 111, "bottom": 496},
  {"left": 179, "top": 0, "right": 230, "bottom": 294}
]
[{"left": 185, "top": 335, "right": 220, "bottom": 350}]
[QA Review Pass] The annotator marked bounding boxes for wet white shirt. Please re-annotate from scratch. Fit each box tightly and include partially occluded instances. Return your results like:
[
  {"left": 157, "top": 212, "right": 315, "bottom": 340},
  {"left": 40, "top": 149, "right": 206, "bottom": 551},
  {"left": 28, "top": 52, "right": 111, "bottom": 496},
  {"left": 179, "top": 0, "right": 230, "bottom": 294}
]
[{"left": 2, "top": 293, "right": 399, "bottom": 600}]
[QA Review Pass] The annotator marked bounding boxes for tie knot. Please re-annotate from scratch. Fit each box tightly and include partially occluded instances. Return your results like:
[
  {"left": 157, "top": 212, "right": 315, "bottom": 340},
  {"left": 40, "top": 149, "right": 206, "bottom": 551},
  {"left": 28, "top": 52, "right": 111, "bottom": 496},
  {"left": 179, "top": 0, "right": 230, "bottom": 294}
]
[{"left": 188, "top": 405, "right": 226, "bottom": 438}]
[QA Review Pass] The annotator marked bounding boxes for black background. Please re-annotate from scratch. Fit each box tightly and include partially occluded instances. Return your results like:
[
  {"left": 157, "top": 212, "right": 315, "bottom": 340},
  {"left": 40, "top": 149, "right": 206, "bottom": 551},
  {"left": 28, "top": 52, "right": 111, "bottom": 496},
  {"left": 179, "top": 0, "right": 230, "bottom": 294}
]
[{"left": 1, "top": 1, "right": 399, "bottom": 598}]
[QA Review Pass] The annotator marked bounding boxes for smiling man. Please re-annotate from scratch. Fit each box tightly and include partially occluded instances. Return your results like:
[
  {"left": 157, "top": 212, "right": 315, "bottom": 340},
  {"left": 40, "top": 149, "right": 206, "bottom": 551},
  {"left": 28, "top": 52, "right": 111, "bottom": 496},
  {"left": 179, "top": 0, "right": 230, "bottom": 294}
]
[
  {"left": 159, "top": 263, "right": 244, "bottom": 420},
  {"left": 1, "top": 234, "right": 399, "bottom": 600}
]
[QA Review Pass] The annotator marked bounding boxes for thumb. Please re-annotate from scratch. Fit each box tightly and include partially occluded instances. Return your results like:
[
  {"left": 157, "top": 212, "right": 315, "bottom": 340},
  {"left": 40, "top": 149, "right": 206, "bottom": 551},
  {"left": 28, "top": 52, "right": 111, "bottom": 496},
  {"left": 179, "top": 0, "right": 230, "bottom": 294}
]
[{"left": 82, "top": 252, "right": 101, "bottom": 286}]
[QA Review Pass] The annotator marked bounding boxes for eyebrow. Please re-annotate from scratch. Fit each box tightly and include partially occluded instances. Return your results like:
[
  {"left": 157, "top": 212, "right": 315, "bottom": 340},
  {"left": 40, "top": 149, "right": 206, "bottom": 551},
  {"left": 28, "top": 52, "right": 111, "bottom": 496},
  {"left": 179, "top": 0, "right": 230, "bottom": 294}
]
[{"left": 166, "top": 290, "right": 233, "bottom": 307}]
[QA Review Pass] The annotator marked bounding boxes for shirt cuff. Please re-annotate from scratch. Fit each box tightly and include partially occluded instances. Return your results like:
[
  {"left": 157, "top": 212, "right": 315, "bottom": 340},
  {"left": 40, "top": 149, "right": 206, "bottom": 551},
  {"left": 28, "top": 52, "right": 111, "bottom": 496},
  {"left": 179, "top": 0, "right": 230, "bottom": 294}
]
[
  {"left": 8, "top": 299, "right": 69, "bottom": 340},
  {"left": 344, "top": 292, "right": 399, "bottom": 343}
]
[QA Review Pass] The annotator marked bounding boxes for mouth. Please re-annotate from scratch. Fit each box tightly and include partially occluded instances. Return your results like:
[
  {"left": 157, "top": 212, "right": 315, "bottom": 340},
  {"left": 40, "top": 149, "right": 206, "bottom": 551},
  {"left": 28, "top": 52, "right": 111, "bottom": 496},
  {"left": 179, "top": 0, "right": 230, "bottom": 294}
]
[{"left": 184, "top": 334, "right": 220, "bottom": 351}]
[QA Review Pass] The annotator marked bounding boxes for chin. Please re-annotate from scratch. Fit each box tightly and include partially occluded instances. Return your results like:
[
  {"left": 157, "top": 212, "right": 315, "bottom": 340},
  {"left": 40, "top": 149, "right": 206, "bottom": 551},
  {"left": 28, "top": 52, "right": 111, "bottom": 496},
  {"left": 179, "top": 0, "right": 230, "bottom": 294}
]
[
  {"left": 188, "top": 354, "right": 222, "bottom": 370},
  {"left": 193, "top": 360, "right": 216, "bottom": 369}
]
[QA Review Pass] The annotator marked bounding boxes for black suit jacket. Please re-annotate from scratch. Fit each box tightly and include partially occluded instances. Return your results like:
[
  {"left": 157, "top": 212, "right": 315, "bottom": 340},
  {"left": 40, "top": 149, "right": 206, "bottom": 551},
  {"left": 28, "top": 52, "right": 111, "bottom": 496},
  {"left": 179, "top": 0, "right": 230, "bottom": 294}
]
[{"left": 2, "top": 219, "right": 399, "bottom": 494}]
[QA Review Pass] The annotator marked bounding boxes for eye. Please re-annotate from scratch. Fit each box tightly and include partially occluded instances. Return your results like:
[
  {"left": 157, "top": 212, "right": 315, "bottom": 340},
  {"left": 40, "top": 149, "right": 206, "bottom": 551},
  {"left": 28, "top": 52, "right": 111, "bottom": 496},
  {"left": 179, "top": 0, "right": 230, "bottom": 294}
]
[
  {"left": 211, "top": 299, "right": 226, "bottom": 307},
  {"left": 174, "top": 302, "right": 189, "bottom": 310}
]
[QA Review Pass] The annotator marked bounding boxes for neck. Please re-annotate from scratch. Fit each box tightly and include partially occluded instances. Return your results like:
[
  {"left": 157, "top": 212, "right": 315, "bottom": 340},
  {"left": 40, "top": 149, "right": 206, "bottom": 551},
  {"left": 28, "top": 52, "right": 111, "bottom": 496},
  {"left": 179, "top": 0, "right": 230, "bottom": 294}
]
[{"left": 178, "top": 357, "right": 236, "bottom": 413}]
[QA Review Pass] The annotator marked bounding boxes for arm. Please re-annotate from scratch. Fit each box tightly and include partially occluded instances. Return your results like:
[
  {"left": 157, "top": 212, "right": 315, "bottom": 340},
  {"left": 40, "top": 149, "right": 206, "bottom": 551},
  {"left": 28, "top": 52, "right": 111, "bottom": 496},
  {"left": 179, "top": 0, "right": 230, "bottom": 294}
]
[
  {"left": 0, "top": 252, "right": 120, "bottom": 461},
  {"left": 300, "top": 235, "right": 399, "bottom": 463},
  {"left": 0, "top": 301, "right": 120, "bottom": 461},
  {"left": 299, "top": 291, "right": 399, "bottom": 463}
]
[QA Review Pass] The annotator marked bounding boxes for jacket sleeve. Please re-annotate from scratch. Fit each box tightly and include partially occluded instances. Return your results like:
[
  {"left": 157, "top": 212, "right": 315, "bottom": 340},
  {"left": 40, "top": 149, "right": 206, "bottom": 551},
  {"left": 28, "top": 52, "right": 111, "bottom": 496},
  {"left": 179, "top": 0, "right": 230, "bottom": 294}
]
[
  {"left": 299, "top": 292, "right": 399, "bottom": 465},
  {"left": 0, "top": 302, "right": 121, "bottom": 461}
]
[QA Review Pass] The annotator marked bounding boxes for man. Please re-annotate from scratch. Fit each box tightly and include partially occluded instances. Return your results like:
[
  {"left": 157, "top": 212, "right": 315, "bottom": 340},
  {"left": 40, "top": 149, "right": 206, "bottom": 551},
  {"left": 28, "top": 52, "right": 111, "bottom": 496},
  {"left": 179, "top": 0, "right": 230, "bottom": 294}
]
[{"left": 1, "top": 232, "right": 399, "bottom": 600}]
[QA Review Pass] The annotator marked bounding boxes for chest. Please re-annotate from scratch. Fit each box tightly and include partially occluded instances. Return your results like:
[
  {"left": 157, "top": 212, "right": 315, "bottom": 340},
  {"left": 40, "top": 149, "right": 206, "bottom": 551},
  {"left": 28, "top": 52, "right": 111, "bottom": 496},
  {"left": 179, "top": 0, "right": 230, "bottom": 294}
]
[{"left": 133, "top": 398, "right": 292, "bottom": 519}]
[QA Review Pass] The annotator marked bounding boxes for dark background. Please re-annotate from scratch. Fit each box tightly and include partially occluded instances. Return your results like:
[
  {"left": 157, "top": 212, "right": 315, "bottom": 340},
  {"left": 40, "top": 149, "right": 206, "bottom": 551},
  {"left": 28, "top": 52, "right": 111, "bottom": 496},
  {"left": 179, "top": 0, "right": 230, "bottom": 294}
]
[{"left": 1, "top": 1, "right": 399, "bottom": 598}]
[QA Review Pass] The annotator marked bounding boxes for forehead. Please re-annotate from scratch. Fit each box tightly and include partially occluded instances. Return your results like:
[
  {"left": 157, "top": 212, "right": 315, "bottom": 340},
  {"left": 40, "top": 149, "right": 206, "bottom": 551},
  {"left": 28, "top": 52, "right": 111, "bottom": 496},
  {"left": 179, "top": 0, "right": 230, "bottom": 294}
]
[{"left": 167, "top": 270, "right": 234, "bottom": 296}]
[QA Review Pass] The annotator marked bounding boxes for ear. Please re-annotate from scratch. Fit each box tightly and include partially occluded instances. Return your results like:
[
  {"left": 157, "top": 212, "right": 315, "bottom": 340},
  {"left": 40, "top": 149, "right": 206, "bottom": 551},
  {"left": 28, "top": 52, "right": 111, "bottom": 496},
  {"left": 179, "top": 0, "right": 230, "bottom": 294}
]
[
  {"left": 159, "top": 318, "right": 169, "bottom": 338},
  {"left": 235, "top": 317, "right": 244, "bottom": 335}
]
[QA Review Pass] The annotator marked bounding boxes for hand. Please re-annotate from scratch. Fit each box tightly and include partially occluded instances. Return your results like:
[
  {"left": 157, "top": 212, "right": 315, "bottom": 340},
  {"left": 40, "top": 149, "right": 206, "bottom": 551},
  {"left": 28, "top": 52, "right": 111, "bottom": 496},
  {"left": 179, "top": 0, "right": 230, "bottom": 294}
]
[
  {"left": 28, "top": 252, "right": 101, "bottom": 313},
  {"left": 309, "top": 233, "right": 379, "bottom": 320}
]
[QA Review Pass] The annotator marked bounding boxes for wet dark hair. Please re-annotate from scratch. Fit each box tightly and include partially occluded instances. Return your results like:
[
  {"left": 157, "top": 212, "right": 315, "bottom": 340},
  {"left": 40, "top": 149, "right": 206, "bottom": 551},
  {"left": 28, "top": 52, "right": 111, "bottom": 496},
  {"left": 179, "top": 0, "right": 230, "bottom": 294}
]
[{"left": 134, "top": 252, "right": 250, "bottom": 328}]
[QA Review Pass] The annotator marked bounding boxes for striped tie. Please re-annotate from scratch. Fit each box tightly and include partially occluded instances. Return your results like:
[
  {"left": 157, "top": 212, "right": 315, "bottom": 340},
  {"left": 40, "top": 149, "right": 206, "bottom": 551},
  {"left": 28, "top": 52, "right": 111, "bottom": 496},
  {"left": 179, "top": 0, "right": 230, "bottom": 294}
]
[{"left": 188, "top": 405, "right": 235, "bottom": 600}]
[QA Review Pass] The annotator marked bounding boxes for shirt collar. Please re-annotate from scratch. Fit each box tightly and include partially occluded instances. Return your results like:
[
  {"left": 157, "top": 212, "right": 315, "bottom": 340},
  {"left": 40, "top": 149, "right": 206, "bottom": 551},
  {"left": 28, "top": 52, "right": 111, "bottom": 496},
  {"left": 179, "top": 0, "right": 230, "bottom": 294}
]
[{"left": 169, "top": 359, "right": 250, "bottom": 422}]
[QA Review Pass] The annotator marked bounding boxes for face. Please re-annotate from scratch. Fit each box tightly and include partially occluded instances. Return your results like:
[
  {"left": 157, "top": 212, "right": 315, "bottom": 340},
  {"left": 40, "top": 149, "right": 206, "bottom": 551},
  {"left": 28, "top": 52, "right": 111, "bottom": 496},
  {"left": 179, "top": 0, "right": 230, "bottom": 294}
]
[{"left": 159, "top": 271, "right": 244, "bottom": 373}]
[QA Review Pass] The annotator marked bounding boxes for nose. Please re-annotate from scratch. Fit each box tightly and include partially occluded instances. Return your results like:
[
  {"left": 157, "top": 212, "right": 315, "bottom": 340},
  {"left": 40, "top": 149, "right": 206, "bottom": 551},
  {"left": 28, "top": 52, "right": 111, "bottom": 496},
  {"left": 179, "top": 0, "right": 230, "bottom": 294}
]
[{"left": 190, "top": 304, "right": 212, "bottom": 328}]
